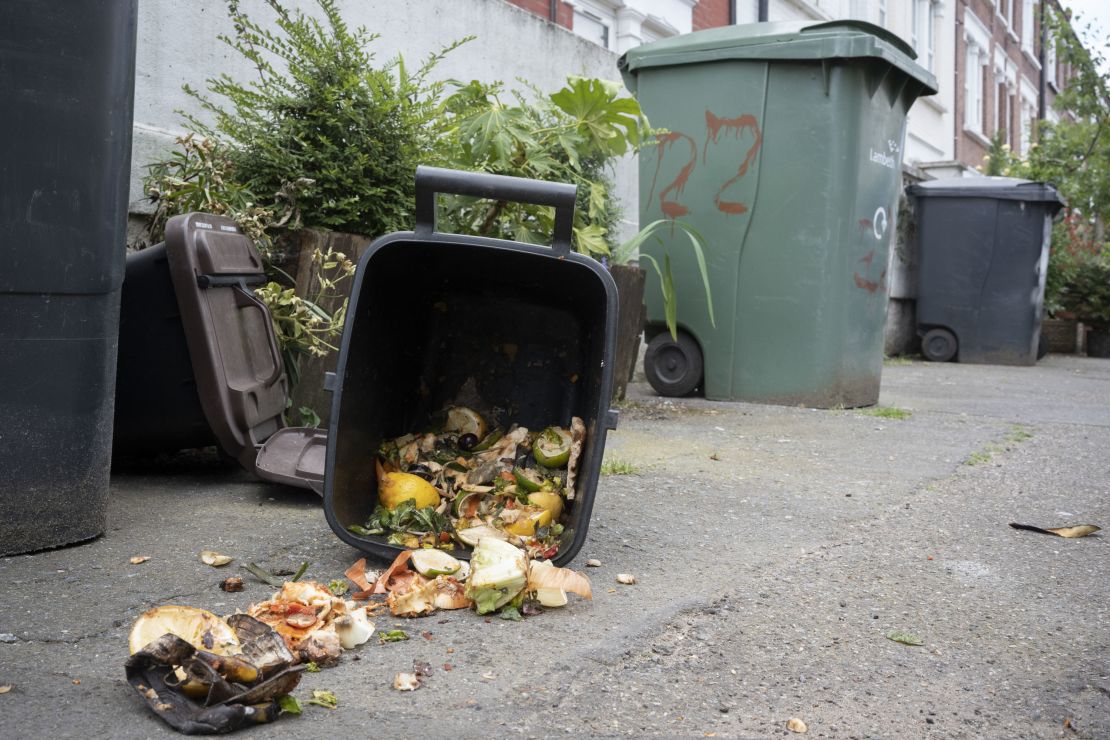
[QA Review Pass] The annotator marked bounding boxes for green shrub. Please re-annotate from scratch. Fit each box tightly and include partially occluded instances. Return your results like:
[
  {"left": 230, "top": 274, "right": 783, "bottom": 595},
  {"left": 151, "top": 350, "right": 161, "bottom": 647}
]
[
  {"left": 437, "top": 76, "right": 643, "bottom": 255},
  {"left": 183, "top": 0, "right": 466, "bottom": 238}
]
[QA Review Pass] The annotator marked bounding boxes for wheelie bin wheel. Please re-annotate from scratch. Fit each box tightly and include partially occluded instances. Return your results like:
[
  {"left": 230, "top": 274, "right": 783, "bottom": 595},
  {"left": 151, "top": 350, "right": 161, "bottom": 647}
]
[
  {"left": 1037, "top": 333, "right": 1049, "bottom": 360},
  {"left": 644, "top": 330, "right": 703, "bottom": 396},
  {"left": 921, "top": 328, "right": 957, "bottom": 362}
]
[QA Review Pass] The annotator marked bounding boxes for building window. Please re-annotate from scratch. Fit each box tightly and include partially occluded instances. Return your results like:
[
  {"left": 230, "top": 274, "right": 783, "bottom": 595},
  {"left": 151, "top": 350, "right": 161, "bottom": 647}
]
[
  {"left": 573, "top": 8, "right": 611, "bottom": 49},
  {"left": 999, "top": 0, "right": 1016, "bottom": 28},
  {"left": 996, "top": 82, "right": 1008, "bottom": 141},
  {"left": 965, "top": 46, "right": 985, "bottom": 133},
  {"left": 912, "top": 0, "right": 936, "bottom": 72},
  {"left": 964, "top": 9, "right": 992, "bottom": 136},
  {"left": 1045, "top": 27, "right": 1058, "bottom": 87},
  {"left": 1022, "top": 0, "right": 1036, "bottom": 54}
]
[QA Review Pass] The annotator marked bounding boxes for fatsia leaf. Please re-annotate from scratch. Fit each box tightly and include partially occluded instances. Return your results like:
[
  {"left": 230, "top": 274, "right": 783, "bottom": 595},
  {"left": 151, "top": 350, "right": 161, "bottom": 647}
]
[
  {"left": 573, "top": 224, "right": 611, "bottom": 256},
  {"left": 588, "top": 182, "right": 607, "bottom": 220},
  {"left": 549, "top": 77, "right": 643, "bottom": 156}
]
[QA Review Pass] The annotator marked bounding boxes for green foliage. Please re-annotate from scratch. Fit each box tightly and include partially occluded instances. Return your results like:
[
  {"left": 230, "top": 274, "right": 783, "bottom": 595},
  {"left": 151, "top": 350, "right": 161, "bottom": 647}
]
[
  {"left": 1061, "top": 257, "right": 1110, "bottom": 328},
  {"left": 143, "top": 134, "right": 280, "bottom": 253},
  {"left": 857, "top": 406, "right": 912, "bottom": 420},
  {"left": 184, "top": 0, "right": 466, "bottom": 237},
  {"left": 600, "top": 458, "right": 638, "bottom": 475},
  {"left": 614, "top": 219, "right": 716, "bottom": 340},
  {"left": 254, "top": 246, "right": 354, "bottom": 388},
  {"left": 437, "top": 76, "right": 643, "bottom": 253}
]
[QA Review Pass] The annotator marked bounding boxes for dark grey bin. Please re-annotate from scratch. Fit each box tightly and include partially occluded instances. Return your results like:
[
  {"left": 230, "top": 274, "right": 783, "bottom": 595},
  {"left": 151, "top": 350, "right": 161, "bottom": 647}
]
[
  {"left": 0, "top": 1, "right": 137, "bottom": 554},
  {"left": 907, "top": 176, "right": 1065, "bottom": 365}
]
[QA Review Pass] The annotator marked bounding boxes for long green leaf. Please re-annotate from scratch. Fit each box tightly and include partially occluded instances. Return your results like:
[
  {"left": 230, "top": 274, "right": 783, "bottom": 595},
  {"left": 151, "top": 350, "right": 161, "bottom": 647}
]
[
  {"left": 682, "top": 226, "right": 716, "bottom": 328},
  {"left": 662, "top": 254, "right": 677, "bottom": 340}
]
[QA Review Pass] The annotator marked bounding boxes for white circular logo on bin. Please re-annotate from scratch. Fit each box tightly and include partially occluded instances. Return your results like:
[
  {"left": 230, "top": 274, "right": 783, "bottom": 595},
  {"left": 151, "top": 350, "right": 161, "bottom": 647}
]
[{"left": 872, "top": 207, "right": 888, "bottom": 240}]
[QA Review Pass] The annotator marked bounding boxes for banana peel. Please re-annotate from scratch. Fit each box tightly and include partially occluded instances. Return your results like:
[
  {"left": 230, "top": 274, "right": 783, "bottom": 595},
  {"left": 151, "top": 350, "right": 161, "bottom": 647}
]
[
  {"left": 1009, "top": 523, "right": 1101, "bottom": 538},
  {"left": 125, "top": 624, "right": 303, "bottom": 734}
]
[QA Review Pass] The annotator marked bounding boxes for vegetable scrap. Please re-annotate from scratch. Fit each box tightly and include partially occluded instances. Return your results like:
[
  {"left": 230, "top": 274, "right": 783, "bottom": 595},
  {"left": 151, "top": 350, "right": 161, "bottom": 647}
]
[
  {"left": 786, "top": 717, "right": 808, "bottom": 733},
  {"left": 1009, "top": 522, "right": 1100, "bottom": 538},
  {"left": 123, "top": 535, "right": 592, "bottom": 732},
  {"left": 247, "top": 581, "right": 375, "bottom": 664},
  {"left": 585, "top": 559, "right": 602, "bottom": 567},
  {"left": 616, "top": 573, "right": 636, "bottom": 585},
  {"left": 348, "top": 406, "right": 586, "bottom": 560},
  {"left": 378, "top": 630, "right": 409, "bottom": 643},
  {"left": 351, "top": 541, "right": 591, "bottom": 621},
  {"left": 219, "top": 577, "right": 245, "bottom": 593},
  {"left": 130, "top": 556, "right": 151, "bottom": 565},
  {"left": 393, "top": 672, "right": 421, "bottom": 691},
  {"left": 886, "top": 630, "right": 924, "bottom": 646},
  {"left": 200, "top": 551, "right": 233, "bottom": 567},
  {"left": 305, "top": 689, "right": 337, "bottom": 709}
]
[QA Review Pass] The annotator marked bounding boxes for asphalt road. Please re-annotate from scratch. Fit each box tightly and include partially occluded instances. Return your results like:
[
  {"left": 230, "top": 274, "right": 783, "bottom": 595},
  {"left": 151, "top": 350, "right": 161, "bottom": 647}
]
[{"left": 1, "top": 355, "right": 1107, "bottom": 739}]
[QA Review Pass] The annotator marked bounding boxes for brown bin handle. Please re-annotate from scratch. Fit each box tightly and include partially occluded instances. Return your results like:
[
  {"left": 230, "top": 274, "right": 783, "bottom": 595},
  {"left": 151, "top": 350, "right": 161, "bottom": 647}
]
[
  {"left": 413, "top": 165, "right": 578, "bottom": 255},
  {"left": 232, "top": 284, "right": 285, "bottom": 387}
]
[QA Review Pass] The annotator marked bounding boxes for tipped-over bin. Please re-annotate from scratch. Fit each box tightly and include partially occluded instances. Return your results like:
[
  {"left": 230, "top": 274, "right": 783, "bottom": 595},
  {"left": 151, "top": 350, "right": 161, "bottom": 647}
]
[{"left": 323, "top": 167, "right": 619, "bottom": 566}]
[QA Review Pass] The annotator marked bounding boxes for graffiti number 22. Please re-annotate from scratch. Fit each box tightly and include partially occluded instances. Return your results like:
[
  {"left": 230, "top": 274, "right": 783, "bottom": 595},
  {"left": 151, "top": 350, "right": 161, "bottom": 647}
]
[{"left": 647, "top": 110, "right": 763, "bottom": 219}]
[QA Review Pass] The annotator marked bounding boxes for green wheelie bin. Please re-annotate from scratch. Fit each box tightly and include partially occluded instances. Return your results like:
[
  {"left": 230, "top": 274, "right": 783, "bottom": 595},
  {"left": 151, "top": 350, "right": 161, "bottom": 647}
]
[{"left": 620, "top": 21, "right": 936, "bottom": 406}]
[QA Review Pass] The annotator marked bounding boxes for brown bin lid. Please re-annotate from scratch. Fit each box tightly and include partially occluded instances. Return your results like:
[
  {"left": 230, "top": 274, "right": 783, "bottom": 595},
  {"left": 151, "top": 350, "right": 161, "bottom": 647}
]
[
  {"left": 164, "top": 213, "right": 294, "bottom": 472},
  {"left": 255, "top": 427, "right": 327, "bottom": 495}
]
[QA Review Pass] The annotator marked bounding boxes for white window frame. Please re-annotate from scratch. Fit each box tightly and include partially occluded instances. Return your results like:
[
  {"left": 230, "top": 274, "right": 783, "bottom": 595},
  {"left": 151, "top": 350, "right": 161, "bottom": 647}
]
[
  {"left": 1022, "top": 0, "right": 1036, "bottom": 55},
  {"left": 963, "top": 10, "right": 992, "bottom": 136},
  {"left": 1019, "top": 77, "right": 1038, "bottom": 154},
  {"left": 573, "top": 1, "right": 616, "bottom": 50},
  {"left": 878, "top": 0, "right": 887, "bottom": 27},
  {"left": 911, "top": 0, "right": 938, "bottom": 73},
  {"left": 1046, "top": 27, "right": 1058, "bottom": 90}
]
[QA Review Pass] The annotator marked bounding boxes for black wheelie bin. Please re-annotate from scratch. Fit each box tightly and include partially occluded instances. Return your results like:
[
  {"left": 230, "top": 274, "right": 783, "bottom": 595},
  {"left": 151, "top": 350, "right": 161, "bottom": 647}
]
[
  {"left": 0, "top": 0, "right": 138, "bottom": 554},
  {"left": 908, "top": 176, "right": 1065, "bottom": 365}
]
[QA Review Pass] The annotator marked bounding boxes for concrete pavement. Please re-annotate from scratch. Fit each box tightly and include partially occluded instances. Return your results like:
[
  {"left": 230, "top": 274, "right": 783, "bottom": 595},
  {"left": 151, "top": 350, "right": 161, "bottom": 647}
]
[{"left": 1, "top": 355, "right": 1107, "bottom": 738}]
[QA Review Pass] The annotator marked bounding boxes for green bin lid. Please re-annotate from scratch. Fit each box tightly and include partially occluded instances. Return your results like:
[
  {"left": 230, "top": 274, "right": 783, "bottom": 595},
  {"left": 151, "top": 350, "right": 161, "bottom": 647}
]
[
  {"left": 620, "top": 20, "right": 937, "bottom": 94},
  {"left": 907, "top": 176, "right": 1066, "bottom": 205}
]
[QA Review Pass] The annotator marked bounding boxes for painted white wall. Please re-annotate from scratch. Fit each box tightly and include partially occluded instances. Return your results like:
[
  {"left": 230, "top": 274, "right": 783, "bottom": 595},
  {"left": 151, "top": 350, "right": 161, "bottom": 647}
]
[{"left": 130, "top": 0, "right": 638, "bottom": 237}]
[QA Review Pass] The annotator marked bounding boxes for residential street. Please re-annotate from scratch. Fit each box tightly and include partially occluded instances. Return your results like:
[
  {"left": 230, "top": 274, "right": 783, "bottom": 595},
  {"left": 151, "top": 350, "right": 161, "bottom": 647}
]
[{"left": 1, "top": 356, "right": 1107, "bottom": 738}]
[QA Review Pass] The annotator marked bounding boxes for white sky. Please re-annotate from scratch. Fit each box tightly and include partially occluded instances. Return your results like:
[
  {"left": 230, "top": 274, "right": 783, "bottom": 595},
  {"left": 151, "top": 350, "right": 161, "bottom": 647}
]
[{"left": 1061, "top": 1, "right": 1110, "bottom": 70}]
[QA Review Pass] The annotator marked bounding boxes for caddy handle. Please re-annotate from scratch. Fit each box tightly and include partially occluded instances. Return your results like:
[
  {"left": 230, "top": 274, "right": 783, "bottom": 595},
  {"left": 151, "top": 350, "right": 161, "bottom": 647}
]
[{"left": 414, "top": 165, "right": 577, "bottom": 255}]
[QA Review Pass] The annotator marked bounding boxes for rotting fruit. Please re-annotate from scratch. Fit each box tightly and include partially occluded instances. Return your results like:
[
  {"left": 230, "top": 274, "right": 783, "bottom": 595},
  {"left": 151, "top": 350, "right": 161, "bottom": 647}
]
[{"left": 350, "top": 406, "right": 585, "bottom": 559}]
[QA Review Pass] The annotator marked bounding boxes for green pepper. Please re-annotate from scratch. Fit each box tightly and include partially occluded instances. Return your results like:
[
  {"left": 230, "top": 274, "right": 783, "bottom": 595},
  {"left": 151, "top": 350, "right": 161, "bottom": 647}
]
[{"left": 533, "top": 426, "right": 571, "bottom": 468}]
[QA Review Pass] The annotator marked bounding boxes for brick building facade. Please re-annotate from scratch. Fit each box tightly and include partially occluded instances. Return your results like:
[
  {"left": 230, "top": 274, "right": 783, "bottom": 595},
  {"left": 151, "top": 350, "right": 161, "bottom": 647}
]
[
  {"left": 954, "top": 0, "right": 1059, "bottom": 170},
  {"left": 504, "top": 0, "right": 575, "bottom": 29}
]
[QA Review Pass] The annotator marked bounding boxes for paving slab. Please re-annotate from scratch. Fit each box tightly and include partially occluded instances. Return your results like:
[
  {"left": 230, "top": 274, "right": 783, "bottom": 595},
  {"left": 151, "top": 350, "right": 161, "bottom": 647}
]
[{"left": 1, "top": 355, "right": 1107, "bottom": 738}]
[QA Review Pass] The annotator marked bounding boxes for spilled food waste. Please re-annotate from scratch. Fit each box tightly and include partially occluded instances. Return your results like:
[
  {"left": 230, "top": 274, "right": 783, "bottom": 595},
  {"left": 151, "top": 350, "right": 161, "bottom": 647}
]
[
  {"left": 349, "top": 406, "right": 586, "bottom": 560},
  {"left": 127, "top": 544, "right": 591, "bottom": 732}
]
